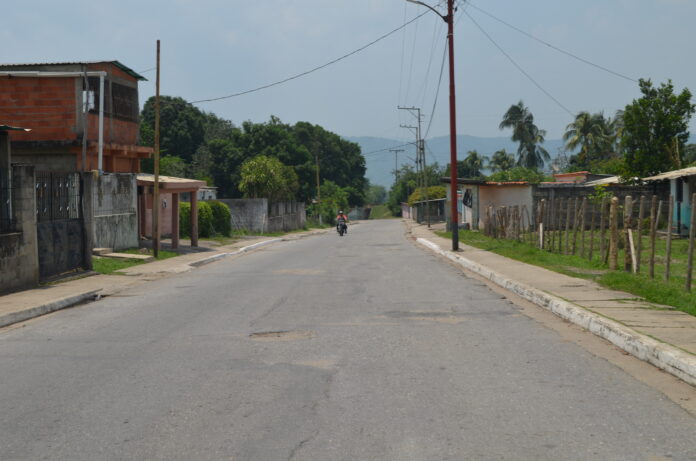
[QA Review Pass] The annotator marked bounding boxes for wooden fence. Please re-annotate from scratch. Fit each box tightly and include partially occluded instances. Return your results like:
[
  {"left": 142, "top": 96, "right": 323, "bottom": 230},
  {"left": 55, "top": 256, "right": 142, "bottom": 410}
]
[{"left": 483, "top": 194, "right": 696, "bottom": 292}]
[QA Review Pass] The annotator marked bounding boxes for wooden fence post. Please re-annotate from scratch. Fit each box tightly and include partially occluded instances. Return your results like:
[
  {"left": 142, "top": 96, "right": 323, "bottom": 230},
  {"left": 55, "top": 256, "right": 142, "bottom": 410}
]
[
  {"left": 636, "top": 196, "right": 645, "bottom": 273},
  {"left": 609, "top": 197, "right": 619, "bottom": 270},
  {"left": 649, "top": 196, "right": 658, "bottom": 278},
  {"left": 624, "top": 196, "right": 633, "bottom": 272},
  {"left": 664, "top": 195, "right": 674, "bottom": 281},
  {"left": 599, "top": 197, "right": 607, "bottom": 262},
  {"left": 589, "top": 202, "right": 596, "bottom": 261},
  {"left": 686, "top": 193, "right": 696, "bottom": 291},
  {"left": 565, "top": 197, "right": 573, "bottom": 254},
  {"left": 538, "top": 200, "right": 545, "bottom": 249},
  {"left": 579, "top": 197, "right": 587, "bottom": 258}
]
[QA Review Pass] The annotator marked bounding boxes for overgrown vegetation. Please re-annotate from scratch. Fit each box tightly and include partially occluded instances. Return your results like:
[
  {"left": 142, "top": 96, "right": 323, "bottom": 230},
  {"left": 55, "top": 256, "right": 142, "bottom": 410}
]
[
  {"left": 139, "top": 100, "right": 368, "bottom": 210},
  {"left": 437, "top": 230, "right": 696, "bottom": 316}
]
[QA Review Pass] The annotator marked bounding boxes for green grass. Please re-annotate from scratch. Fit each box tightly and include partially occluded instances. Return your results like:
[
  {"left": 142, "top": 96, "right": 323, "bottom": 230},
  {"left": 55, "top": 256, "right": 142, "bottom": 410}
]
[
  {"left": 369, "top": 204, "right": 396, "bottom": 219},
  {"left": 436, "top": 230, "right": 696, "bottom": 316},
  {"left": 92, "top": 248, "right": 179, "bottom": 275}
]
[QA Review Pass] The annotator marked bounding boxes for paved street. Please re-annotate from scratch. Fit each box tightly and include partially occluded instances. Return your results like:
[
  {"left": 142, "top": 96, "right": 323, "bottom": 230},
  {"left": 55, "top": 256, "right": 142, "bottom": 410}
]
[{"left": 1, "top": 220, "right": 695, "bottom": 460}]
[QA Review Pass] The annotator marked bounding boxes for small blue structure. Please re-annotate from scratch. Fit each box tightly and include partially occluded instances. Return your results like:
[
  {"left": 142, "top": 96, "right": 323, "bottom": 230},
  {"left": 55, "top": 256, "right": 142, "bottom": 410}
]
[{"left": 644, "top": 166, "right": 696, "bottom": 235}]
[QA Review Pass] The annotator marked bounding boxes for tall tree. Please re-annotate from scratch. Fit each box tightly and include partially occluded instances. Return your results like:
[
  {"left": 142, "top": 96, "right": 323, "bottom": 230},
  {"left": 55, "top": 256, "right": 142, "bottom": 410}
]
[
  {"left": 488, "top": 149, "right": 515, "bottom": 173},
  {"left": 140, "top": 96, "right": 206, "bottom": 162},
  {"left": 499, "top": 101, "right": 549, "bottom": 169},
  {"left": 563, "top": 111, "right": 610, "bottom": 169},
  {"left": 238, "top": 155, "right": 299, "bottom": 202},
  {"left": 447, "top": 150, "right": 485, "bottom": 178},
  {"left": 622, "top": 79, "right": 695, "bottom": 177}
]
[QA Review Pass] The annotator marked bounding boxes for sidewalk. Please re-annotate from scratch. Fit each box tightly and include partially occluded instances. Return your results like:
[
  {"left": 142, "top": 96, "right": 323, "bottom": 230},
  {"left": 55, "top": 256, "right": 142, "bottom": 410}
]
[
  {"left": 0, "top": 228, "right": 328, "bottom": 329},
  {"left": 407, "top": 221, "right": 696, "bottom": 387}
]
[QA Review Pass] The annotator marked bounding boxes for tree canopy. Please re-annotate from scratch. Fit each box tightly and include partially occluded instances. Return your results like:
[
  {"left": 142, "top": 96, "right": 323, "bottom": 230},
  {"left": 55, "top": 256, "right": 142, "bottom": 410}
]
[
  {"left": 139, "top": 97, "right": 367, "bottom": 206},
  {"left": 499, "top": 101, "right": 550, "bottom": 169},
  {"left": 622, "top": 79, "right": 695, "bottom": 177}
]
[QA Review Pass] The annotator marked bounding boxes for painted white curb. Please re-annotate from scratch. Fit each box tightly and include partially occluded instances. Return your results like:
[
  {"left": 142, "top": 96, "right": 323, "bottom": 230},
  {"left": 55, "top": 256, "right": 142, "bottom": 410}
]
[
  {"left": 416, "top": 237, "right": 696, "bottom": 387},
  {"left": 189, "top": 238, "right": 283, "bottom": 268},
  {"left": 0, "top": 289, "right": 102, "bottom": 328}
]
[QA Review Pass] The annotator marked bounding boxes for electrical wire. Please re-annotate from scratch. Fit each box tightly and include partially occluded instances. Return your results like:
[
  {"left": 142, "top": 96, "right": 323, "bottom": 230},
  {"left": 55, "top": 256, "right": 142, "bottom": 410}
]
[
  {"left": 424, "top": 38, "right": 448, "bottom": 140},
  {"left": 190, "top": 11, "right": 430, "bottom": 105},
  {"left": 465, "top": 11, "right": 574, "bottom": 117},
  {"left": 467, "top": 3, "right": 637, "bottom": 83},
  {"left": 362, "top": 142, "right": 415, "bottom": 156}
]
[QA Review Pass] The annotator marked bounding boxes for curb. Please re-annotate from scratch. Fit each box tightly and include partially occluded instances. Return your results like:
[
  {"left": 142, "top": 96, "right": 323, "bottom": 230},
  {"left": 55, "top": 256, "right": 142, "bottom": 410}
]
[
  {"left": 189, "top": 238, "right": 283, "bottom": 268},
  {"left": 416, "top": 237, "right": 696, "bottom": 387},
  {"left": 0, "top": 289, "right": 102, "bottom": 329}
]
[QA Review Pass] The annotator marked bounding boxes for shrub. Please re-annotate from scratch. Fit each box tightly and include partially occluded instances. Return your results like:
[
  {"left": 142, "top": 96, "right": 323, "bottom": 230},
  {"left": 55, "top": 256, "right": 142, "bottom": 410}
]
[
  {"left": 179, "top": 201, "right": 215, "bottom": 238},
  {"left": 208, "top": 200, "right": 232, "bottom": 237}
]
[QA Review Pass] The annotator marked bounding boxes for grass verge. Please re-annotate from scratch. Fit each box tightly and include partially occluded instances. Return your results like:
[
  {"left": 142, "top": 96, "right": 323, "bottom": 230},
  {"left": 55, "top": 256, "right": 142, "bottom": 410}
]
[
  {"left": 436, "top": 230, "right": 696, "bottom": 316},
  {"left": 93, "top": 249, "right": 179, "bottom": 275}
]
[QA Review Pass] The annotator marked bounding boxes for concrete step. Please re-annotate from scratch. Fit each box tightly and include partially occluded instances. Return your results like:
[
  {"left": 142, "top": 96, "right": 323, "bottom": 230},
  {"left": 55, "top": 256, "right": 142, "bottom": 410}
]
[
  {"left": 92, "top": 248, "right": 113, "bottom": 256},
  {"left": 99, "top": 253, "right": 155, "bottom": 262}
]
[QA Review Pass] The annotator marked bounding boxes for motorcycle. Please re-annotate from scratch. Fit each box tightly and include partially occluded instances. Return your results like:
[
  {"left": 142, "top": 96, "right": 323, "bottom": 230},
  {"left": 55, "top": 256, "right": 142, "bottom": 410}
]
[{"left": 336, "top": 218, "right": 348, "bottom": 236}]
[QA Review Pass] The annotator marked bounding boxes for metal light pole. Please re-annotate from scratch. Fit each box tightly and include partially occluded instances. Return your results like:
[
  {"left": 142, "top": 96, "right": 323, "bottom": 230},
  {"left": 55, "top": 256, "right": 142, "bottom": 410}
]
[{"left": 406, "top": 0, "right": 458, "bottom": 250}]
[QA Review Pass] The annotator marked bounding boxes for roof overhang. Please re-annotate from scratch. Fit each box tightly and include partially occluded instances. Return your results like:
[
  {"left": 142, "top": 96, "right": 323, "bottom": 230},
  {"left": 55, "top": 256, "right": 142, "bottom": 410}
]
[
  {"left": 643, "top": 167, "right": 696, "bottom": 182},
  {"left": 0, "top": 124, "right": 31, "bottom": 132},
  {"left": 137, "top": 174, "right": 206, "bottom": 192}
]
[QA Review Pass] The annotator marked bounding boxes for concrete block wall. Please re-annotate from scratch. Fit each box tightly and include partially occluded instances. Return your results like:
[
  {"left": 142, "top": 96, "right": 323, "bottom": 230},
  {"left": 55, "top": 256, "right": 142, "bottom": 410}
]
[
  {"left": 91, "top": 173, "right": 138, "bottom": 250},
  {"left": 219, "top": 199, "right": 306, "bottom": 234},
  {"left": 267, "top": 201, "right": 305, "bottom": 232},
  {"left": 0, "top": 165, "right": 39, "bottom": 293},
  {"left": 220, "top": 198, "right": 268, "bottom": 233}
]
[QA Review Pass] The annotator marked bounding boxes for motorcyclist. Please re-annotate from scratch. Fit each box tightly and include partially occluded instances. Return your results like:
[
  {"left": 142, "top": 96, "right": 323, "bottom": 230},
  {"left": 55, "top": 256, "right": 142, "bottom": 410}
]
[{"left": 336, "top": 210, "right": 349, "bottom": 234}]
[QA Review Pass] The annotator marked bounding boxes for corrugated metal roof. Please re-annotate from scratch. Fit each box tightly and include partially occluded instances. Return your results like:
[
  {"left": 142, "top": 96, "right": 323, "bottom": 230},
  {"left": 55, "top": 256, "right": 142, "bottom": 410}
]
[
  {"left": 643, "top": 166, "right": 696, "bottom": 181},
  {"left": 0, "top": 60, "right": 147, "bottom": 81},
  {"left": 484, "top": 181, "right": 530, "bottom": 186},
  {"left": 583, "top": 176, "right": 620, "bottom": 187}
]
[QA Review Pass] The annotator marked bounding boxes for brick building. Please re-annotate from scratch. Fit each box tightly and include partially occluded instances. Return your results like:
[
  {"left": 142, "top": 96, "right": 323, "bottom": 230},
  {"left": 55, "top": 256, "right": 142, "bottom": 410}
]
[{"left": 0, "top": 61, "right": 152, "bottom": 172}]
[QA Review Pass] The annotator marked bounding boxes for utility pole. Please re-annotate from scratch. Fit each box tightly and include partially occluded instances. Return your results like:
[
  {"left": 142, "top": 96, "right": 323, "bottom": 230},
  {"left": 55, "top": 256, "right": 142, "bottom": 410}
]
[
  {"left": 153, "top": 40, "right": 161, "bottom": 258},
  {"left": 406, "top": 0, "right": 458, "bottom": 249},
  {"left": 389, "top": 148, "right": 404, "bottom": 184},
  {"left": 315, "top": 152, "right": 322, "bottom": 226},
  {"left": 399, "top": 106, "right": 429, "bottom": 227}
]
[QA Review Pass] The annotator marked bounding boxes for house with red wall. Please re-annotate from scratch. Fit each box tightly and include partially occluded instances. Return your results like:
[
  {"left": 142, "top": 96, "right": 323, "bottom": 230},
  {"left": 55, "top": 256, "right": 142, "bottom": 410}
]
[{"left": 0, "top": 61, "right": 152, "bottom": 172}]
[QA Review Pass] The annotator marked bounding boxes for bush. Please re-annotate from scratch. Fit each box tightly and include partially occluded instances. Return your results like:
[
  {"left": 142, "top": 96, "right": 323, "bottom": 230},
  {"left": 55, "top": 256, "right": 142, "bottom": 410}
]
[
  {"left": 208, "top": 200, "right": 232, "bottom": 237},
  {"left": 179, "top": 201, "right": 215, "bottom": 238}
]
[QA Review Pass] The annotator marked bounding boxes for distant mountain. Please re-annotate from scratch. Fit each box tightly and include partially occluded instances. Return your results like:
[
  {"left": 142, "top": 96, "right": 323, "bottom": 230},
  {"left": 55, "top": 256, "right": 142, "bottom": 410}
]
[{"left": 346, "top": 135, "right": 567, "bottom": 188}]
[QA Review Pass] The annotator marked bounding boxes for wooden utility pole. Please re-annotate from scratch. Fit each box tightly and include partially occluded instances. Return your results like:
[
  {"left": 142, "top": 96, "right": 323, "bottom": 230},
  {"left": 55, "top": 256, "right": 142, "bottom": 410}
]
[
  {"left": 315, "top": 152, "right": 322, "bottom": 226},
  {"left": 389, "top": 148, "right": 404, "bottom": 185},
  {"left": 153, "top": 40, "right": 161, "bottom": 257}
]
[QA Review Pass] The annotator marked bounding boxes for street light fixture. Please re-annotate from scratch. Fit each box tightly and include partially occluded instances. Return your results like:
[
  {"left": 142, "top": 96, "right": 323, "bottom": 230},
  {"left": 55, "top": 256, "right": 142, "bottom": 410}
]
[{"left": 406, "top": 0, "right": 459, "bottom": 250}]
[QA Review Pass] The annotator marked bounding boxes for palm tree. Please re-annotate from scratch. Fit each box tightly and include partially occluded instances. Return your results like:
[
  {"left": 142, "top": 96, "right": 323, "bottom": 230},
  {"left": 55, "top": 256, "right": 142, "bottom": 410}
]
[
  {"left": 563, "top": 111, "right": 610, "bottom": 169},
  {"left": 488, "top": 149, "right": 515, "bottom": 173},
  {"left": 499, "top": 101, "right": 550, "bottom": 169}
]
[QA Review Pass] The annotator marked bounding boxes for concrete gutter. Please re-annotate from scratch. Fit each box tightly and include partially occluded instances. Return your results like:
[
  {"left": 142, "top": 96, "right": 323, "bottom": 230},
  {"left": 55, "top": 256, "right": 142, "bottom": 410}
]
[
  {"left": 416, "top": 237, "right": 696, "bottom": 387},
  {"left": 0, "top": 289, "right": 101, "bottom": 329}
]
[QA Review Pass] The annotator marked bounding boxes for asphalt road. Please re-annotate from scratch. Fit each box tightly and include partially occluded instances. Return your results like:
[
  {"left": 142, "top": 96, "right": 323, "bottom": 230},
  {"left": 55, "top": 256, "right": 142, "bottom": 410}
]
[{"left": 1, "top": 220, "right": 695, "bottom": 460}]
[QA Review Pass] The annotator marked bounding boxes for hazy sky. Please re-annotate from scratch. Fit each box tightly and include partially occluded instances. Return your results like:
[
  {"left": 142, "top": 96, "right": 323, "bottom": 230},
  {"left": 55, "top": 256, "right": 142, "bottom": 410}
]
[{"left": 3, "top": 0, "right": 695, "bottom": 146}]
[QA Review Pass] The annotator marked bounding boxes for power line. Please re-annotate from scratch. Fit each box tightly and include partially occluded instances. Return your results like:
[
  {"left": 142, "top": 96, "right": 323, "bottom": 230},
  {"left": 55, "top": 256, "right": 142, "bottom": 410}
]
[
  {"left": 465, "top": 11, "right": 575, "bottom": 117},
  {"left": 424, "top": 39, "right": 448, "bottom": 140},
  {"left": 467, "top": 3, "right": 637, "bottom": 83},
  {"left": 190, "top": 11, "right": 430, "bottom": 105},
  {"left": 362, "top": 142, "right": 415, "bottom": 156}
]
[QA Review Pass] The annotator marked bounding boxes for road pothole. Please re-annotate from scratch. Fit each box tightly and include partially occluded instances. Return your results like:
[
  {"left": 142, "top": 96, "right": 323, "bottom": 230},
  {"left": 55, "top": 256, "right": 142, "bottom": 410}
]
[
  {"left": 249, "top": 330, "right": 315, "bottom": 341},
  {"left": 383, "top": 311, "right": 466, "bottom": 324}
]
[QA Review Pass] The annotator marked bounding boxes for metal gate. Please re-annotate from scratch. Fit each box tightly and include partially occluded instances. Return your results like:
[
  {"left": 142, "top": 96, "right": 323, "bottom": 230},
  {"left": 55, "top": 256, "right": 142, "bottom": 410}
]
[{"left": 36, "top": 172, "right": 85, "bottom": 280}]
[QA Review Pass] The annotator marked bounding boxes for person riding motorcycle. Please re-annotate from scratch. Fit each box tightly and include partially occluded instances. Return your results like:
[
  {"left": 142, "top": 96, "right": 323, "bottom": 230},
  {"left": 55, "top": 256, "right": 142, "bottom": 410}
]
[{"left": 336, "top": 210, "right": 349, "bottom": 234}]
